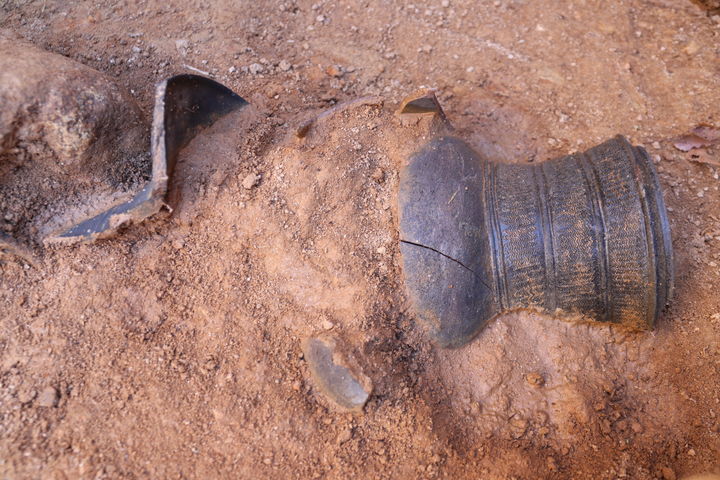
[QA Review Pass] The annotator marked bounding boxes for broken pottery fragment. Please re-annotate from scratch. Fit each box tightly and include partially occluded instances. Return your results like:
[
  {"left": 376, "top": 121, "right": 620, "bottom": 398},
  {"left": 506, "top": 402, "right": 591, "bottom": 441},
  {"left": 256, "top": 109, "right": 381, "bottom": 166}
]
[
  {"left": 0, "top": 30, "right": 148, "bottom": 247},
  {"left": 47, "top": 74, "right": 248, "bottom": 243},
  {"left": 302, "top": 335, "right": 372, "bottom": 411},
  {"left": 398, "top": 93, "right": 673, "bottom": 348},
  {"left": 0, "top": 30, "right": 248, "bottom": 247}
]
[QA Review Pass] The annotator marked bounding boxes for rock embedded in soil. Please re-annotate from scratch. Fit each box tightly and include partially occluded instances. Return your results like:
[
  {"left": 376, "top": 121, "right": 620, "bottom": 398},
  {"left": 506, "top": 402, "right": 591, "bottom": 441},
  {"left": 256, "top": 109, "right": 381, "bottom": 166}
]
[
  {"left": 661, "top": 466, "right": 676, "bottom": 480},
  {"left": 0, "top": 29, "right": 147, "bottom": 173},
  {"left": 525, "top": 372, "right": 545, "bottom": 387},
  {"left": 370, "top": 167, "right": 385, "bottom": 183},
  {"left": 242, "top": 172, "right": 260, "bottom": 189},
  {"left": 37, "top": 386, "right": 59, "bottom": 408},
  {"left": 302, "top": 335, "right": 372, "bottom": 411},
  {"left": 336, "top": 426, "right": 353, "bottom": 445}
]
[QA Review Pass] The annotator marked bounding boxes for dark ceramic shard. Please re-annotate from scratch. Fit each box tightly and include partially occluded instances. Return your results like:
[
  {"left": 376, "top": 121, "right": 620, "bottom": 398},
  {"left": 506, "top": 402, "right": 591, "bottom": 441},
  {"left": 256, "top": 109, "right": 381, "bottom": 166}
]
[
  {"left": 303, "top": 336, "right": 371, "bottom": 411},
  {"left": 399, "top": 137, "right": 498, "bottom": 347},
  {"left": 47, "top": 74, "right": 248, "bottom": 243}
]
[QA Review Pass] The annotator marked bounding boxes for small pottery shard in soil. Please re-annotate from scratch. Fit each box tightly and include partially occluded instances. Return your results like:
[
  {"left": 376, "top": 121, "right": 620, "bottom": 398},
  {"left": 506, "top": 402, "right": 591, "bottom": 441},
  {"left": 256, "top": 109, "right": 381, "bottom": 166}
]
[{"left": 302, "top": 335, "right": 372, "bottom": 411}]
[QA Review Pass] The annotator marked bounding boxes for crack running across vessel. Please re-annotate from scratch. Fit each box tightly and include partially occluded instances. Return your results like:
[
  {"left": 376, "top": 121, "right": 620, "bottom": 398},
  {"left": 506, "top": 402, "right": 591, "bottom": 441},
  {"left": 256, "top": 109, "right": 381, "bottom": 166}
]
[{"left": 400, "top": 239, "right": 492, "bottom": 292}]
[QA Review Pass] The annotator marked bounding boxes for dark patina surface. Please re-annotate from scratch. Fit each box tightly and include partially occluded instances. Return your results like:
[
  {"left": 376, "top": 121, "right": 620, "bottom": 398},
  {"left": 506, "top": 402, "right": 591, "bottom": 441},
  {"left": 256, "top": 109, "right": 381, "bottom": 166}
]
[{"left": 399, "top": 135, "right": 673, "bottom": 348}]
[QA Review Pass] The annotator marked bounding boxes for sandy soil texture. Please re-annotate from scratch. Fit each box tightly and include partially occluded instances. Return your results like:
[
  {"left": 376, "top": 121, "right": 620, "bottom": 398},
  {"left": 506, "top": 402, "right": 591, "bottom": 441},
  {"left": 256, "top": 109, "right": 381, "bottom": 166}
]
[{"left": 1, "top": 1, "right": 720, "bottom": 479}]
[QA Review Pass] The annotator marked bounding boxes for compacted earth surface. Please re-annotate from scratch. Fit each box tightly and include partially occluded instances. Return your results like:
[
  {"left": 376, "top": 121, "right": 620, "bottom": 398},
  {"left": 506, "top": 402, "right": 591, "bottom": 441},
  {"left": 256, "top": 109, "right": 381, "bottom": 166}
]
[{"left": 1, "top": 1, "right": 720, "bottom": 478}]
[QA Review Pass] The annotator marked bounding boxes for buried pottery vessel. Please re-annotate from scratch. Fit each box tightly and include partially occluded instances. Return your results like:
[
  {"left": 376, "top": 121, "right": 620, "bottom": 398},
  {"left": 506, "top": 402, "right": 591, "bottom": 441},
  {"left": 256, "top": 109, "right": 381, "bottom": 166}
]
[{"left": 398, "top": 124, "right": 673, "bottom": 348}]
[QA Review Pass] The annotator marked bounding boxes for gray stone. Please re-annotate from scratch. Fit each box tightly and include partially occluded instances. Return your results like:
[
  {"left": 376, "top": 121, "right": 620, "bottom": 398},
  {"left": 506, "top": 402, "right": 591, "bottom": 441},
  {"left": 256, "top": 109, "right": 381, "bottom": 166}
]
[{"left": 37, "top": 386, "right": 59, "bottom": 408}]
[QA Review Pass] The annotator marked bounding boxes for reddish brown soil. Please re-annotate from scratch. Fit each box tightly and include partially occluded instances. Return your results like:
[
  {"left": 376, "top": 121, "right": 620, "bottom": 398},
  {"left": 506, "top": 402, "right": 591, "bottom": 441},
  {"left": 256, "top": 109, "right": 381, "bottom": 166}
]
[{"left": 2, "top": 1, "right": 720, "bottom": 479}]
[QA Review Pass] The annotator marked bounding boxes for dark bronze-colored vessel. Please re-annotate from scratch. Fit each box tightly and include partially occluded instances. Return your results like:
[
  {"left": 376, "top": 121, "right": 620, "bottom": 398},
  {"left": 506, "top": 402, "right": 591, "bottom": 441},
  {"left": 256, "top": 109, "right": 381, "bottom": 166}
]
[{"left": 399, "top": 134, "right": 673, "bottom": 348}]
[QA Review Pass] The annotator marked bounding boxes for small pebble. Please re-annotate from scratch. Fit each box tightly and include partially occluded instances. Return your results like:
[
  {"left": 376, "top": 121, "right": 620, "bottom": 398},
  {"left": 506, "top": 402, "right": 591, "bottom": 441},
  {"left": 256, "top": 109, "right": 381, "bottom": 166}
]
[
  {"left": 526, "top": 372, "right": 545, "bottom": 387},
  {"left": 684, "top": 41, "right": 699, "bottom": 55},
  {"left": 336, "top": 427, "right": 353, "bottom": 445},
  {"left": 661, "top": 466, "right": 676, "bottom": 480},
  {"left": 325, "top": 65, "right": 343, "bottom": 77},
  {"left": 370, "top": 167, "right": 385, "bottom": 183},
  {"left": 376, "top": 246, "right": 387, "bottom": 255},
  {"left": 37, "top": 386, "right": 59, "bottom": 408},
  {"left": 279, "top": 60, "right": 292, "bottom": 71},
  {"left": 242, "top": 173, "right": 259, "bottom": 189},
  {"left": 249, "top": 63, "right": 264, "bottom": 75},
  {"left": 202, "top": 357, "right": 218, "bottom": 373},
  {"left": 509, "top": 416, "right": 528, "bottom": 438},
  {"left": 175, "top": 39, "right": 189, "bottom": 56}
]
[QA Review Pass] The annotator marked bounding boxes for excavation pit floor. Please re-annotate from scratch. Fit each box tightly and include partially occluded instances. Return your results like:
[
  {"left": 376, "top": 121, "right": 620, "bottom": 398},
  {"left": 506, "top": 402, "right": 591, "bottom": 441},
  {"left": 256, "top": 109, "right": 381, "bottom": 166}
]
[{"left": 1, "top": 1, "right": 720, "bottom": 478}]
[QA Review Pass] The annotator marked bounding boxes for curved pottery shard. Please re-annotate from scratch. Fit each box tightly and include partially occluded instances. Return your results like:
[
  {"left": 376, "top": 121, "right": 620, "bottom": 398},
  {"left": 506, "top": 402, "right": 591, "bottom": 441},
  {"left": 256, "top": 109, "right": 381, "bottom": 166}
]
[
  {"left": 399, "top": 134, "right": 673, "bottom": 348},
  {"left": 47, "top": 75, "right": 248, "bottom": 243},
  {"left": 303, "top": 336, "right": 371, "bottom": 411}
]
